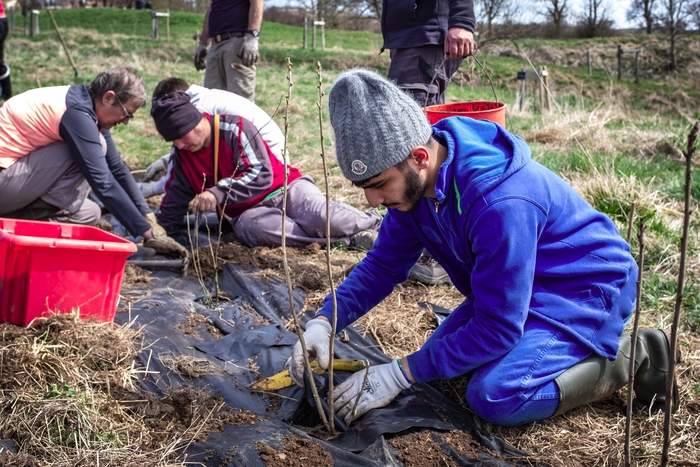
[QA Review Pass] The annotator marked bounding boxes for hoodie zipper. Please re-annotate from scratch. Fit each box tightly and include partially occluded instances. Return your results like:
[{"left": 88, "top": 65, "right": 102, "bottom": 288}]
[{"left": 434, "top": 199, "right": 439, "bottom": 213}]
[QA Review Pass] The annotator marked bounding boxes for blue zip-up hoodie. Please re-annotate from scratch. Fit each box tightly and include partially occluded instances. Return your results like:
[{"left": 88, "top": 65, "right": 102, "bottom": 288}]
[{"left": 317, "top": 117, "right": 637, "bottom": 383}]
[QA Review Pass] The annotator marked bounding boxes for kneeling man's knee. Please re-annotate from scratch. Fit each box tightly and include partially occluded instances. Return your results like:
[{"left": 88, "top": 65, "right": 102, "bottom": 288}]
[{"left": 466, "top": 379, "right": 523, "bottom": 426}]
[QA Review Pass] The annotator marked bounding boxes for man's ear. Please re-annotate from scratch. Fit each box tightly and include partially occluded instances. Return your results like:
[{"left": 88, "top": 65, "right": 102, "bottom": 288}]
[
  {"left": 101, "top": 90, "right": 116, "bottom": 106},
  {"left": 409, "top": 146, "right": 431, "bottom": 170}
]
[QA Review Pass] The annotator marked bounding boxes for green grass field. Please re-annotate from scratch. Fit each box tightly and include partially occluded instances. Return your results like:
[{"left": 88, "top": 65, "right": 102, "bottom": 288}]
[{"left": 4, "top": 7, "right": 699, "bottom": 331}]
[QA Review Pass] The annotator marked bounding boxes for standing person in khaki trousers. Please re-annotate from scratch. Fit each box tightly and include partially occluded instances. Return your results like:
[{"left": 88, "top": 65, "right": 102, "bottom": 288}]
[{"left": 194, "top": 0, "right": 262, "bottom": 102}]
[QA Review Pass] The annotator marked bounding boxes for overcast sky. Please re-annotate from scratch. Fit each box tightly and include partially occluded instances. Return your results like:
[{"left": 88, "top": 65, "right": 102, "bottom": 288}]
[{"left": 266, "top": 0, "right": 636, "bottom": 29}]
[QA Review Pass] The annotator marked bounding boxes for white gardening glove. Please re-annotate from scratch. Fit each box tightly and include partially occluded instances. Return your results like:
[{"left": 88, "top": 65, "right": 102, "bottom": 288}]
[
  {"left": 333, "top": 360, "right": 411, "bottom": 425},
  {"left": 194, "top": 43, "right": 208, "bottom": 71},
  {"left": 143, "top": 154, "right": 170, "bottom": 182},
  {"left": 240, "top": 35, "right": 259, "bottom": 67},
  {"left": 289, "top": 318, "right": 332, "bottom": 387}
]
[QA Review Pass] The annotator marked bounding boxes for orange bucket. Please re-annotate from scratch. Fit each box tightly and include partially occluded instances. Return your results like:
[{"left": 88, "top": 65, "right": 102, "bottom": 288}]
[{"left": 425, "top": 101, "right": 506, "bottom": 127}]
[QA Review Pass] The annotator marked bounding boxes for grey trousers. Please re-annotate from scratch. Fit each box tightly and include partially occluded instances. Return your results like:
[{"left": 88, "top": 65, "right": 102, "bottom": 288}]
[
  {"left": 204, "top": 36, "right": 256, "bottom": 102},
  {"left": 0, "top": 142, "right": 100, "bottom": 225},
  {"left": 231, "top": 176, "right": 383, "bottom": 248},
  {"left": 388, "top": 45, "right": 464, "bottom": 107}
]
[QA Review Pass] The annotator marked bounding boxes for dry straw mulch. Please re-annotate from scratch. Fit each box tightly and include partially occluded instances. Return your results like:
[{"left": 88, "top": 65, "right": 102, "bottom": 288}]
[{"left": 0, "top": 313, "right": 257, "bottom": 467}]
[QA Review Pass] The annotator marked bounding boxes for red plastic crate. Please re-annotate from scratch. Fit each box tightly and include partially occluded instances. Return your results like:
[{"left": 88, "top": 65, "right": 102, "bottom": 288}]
[{"left": 0, "top": 218, "right": 137, "bottom": 326}]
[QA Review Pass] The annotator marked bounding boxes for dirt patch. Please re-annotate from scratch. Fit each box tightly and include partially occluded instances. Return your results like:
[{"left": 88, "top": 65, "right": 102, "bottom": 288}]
[
  {"left": 256, "top": 436, "right": 333, "bottom": 467},
  {"left": 177, "top": 311, "right": 223, "bottom": 339},
  {"left": 122, "top": 264, "right": 152, "bottom": 286},
  {"left": 389, "top": 431, "right": 457, "bottom": 467},
  {"left": 440, "top": 430, "right": 503, "bottom": 461},
  {"left": 187, "top": 239, "right": 364, "bottom": 293}
]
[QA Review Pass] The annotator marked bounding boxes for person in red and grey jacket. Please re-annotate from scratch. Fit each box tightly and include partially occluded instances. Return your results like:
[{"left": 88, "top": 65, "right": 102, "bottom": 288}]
[{"left": 150, "top": 92, "right": 382, "bottom": 249}]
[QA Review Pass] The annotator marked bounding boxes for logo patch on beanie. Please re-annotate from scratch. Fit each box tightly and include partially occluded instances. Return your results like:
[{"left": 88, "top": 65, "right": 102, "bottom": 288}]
[{"left": 351, "top": 160, "right": 368, "bottom": 176}]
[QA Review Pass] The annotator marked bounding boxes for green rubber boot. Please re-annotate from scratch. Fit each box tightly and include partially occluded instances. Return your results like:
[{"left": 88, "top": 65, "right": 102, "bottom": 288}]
[{"left": 554, "top": 329, "right": 679, "bottom": 417}]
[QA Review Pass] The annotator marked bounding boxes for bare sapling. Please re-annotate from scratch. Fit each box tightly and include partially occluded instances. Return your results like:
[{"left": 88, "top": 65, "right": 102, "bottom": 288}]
[
  {"left": 280, "top": 58, "right": 329, "bottom": 430},
  {"left": 626, "top": 202, "right": 636, "bottom": 244},
  {"left": 624, "top": 214, "right": 646, "bottom": 467},
  {"left": 188, "top": 174, "right": 212, "bottom": 306},
  {"left": 208, "top": 109, "right": 284, "bottom": 303},
  {"left": 661, "top": 122, "right": 697, "bottom": 466},
  {"left": 315, "top": 62, "right": 339, "bottom": 434}
]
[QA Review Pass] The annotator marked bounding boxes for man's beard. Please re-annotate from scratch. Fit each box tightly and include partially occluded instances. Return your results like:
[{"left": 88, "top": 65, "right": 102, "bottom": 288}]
[{"left": 403, "top": 166, "right": 426, "bottom": 213}]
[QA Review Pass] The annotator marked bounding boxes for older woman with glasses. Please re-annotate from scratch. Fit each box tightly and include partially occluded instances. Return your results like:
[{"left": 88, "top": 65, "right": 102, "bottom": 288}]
[{"left": 0, "top": 67, "right": 186, "bottom": 258}]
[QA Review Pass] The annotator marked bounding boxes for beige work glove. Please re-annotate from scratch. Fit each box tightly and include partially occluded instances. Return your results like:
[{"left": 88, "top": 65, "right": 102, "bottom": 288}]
[
  {"left": 143, "top": 213, "right": 188, "bottom": 258},
  {"left": 145, "top": 212, "right": 168, "bottom": 237},
  {"left": 240, "top": 35, "right": 259, "bottom": 67}
]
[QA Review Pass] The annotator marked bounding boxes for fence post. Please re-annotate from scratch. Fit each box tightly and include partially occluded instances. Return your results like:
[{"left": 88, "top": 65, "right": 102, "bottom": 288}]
[
  {"left": 30, "top": 10, "right": 40, "bottom": 36},
  {"left": 303, "top": 16, "right": 307, "bottom": 49},
  {"left": 9, "top": 6, "right": 14, "bottom": 29},
  {"left": 151, "top": 11, "right": 158, "bottom": 39},
  {"left": 617, "top": 45, "right": 622, "bottom": 81},
  {"left": 635, "top": 50, "right": 640, "bottom": 84},
  {"left": 587, "top": 50, "right": 592, "bottom": 75},
  {"left": 517, "top": 68, "right": 526, "bottom": 111},
  {"left": 320, "top": 17, "right": 325, "bottom": 50},
  {"left": 312, "top": 19, "right": 316, "bottom": 48},
  {"left": 151, "top": 11, "right": 170, "bottom": 40}
]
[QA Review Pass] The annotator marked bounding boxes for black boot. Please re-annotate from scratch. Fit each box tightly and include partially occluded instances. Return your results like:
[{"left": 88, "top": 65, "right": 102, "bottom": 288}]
[
  {"left": 3, "top": 198, "right": 60, "bottom": 221},
  {"left": 554, "top": 329, "right": 679, "bottom": 416},
  {"left": 0, "top": 62, "right": 11, "bottom": 101}
]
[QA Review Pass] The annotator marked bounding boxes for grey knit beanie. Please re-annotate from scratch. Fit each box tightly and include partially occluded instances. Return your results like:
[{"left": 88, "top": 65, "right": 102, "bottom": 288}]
[{"left": 328, "top": 68, "right": 432, "bottom": 182}]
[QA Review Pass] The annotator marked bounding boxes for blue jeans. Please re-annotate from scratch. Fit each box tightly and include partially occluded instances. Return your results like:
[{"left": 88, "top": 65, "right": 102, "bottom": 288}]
[{"left": 423, "top": 275, "right": 637, "bottom": 426}]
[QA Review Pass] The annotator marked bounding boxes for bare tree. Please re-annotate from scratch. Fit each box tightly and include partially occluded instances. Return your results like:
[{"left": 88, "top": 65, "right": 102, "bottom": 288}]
[
  {"left": 476, "top": 0, "right": 511, "bottom": 36},
  {"left": 578, "top": 0, "right": 612, "bottom": 36},
  {"left": 539, "top": 0, "right": 569, "bottom": 37},
  {"left": 688, "top": 0, "right": 700, "bottom": 30},
  {"left": 659, "top": 0, "right": 689, "bottom": 71},
  {"left": 627, "top": 0, "right": 658, "bottom": 33}
]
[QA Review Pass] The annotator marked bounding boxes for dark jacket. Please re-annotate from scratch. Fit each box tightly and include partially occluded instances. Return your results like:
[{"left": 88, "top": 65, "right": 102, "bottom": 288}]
[{"left": 381, "top": 0, "right": 476, "bottom": 50}]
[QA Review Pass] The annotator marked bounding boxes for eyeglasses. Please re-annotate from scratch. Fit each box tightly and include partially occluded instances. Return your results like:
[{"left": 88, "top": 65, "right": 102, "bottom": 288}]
[{"left": 113, "top": 94, "right": 135, "bottom": 122}]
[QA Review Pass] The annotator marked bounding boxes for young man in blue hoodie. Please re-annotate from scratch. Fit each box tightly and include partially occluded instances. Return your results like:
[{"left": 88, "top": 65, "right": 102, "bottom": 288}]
[{"left": 288, "top": 69, "right": 677, "bottom": 426}]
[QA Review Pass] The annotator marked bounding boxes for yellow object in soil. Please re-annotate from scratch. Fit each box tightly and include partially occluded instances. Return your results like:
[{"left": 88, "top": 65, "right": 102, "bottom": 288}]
[{"left": 251, "top": 359, "right": 369, "bottom": 391}]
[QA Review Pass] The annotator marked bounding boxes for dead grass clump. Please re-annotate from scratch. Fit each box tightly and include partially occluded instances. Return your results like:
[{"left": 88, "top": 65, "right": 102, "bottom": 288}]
[
  {"left": 159, "top": 354, "right": 219, "bottom": 378},
  {"left": 565, "top": 171, "right": 665, "bottom": 228},
  {"left": 0, "top": 314, "right": 241, "bottom": 466},
  {"left": 0, "top": 451, "right": 40, "bottom": 467},
  {"left": 646, "top": 93, "right": 696, "bottom": 123},
  {"left": 523, "top": 104, "right": 623, "bottom": 155},
  {"left": 356, "top": 283, "right": 463, "bottom": 358}
]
